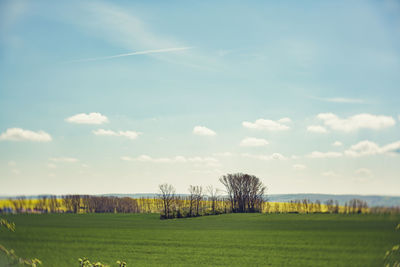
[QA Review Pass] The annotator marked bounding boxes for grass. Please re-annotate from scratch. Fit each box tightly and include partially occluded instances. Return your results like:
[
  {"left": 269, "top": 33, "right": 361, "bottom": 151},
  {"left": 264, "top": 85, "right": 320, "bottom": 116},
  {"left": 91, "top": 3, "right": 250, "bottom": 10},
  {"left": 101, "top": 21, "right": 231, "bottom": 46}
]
[{"left": 0, "top": 213, "right": 399, "bottom": 266}]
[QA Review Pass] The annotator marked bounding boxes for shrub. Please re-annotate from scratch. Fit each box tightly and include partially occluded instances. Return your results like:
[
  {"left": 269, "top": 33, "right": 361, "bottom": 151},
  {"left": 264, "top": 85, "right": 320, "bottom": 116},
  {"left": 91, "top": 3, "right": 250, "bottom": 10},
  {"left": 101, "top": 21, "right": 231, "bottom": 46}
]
[
  {"left": 78, "top": 257, "right": 127, "bottom": 266},
  {"left": 1, "top": 218, "right": 41, "bottom": 266}
]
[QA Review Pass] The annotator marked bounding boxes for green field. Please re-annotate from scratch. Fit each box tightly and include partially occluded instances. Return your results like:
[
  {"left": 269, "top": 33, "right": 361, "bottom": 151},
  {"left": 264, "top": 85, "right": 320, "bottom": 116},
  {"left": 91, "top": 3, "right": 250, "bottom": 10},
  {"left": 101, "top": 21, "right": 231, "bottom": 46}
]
[{"left": 1, "top": 213, "right": 399, "bottom": 266}]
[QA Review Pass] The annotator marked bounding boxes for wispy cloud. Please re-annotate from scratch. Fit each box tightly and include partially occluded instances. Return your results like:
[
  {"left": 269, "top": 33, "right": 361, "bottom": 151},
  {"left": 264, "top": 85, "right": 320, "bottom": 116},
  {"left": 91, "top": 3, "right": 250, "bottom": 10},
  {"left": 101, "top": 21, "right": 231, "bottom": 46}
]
[
  {"left": 65, "top": 2, "right": 217, "bottom": 70},
  {"left": 93, "top": 129, "right": 141, "bottom": 140},
  {"left": 242, "top": 118, "right": 291, "bottom": 131},
  {"left": 50, "top": 157, "right": 78, "bottom": 163},
  {"left": 242, "top": 153, "right": 287, "bottom": 161},
  {"left": 307, "top": 151, "right": 342, "bottom": 159},
  {"left": 121, "top": 155, "right": 219, "bottom": 166},
  {"left": 66, "top": 47, "right": 194, "bottom": 63},
  {"left": 311, "top": 96, "right": 365, "bottom": 104}
]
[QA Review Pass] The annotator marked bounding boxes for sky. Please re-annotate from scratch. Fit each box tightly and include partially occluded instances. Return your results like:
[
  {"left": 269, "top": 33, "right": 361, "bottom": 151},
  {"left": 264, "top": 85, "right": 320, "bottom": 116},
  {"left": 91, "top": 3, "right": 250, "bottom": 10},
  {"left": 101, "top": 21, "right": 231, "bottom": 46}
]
[{"left": 0, "top": 0, "right": 400, "bottom": 196}]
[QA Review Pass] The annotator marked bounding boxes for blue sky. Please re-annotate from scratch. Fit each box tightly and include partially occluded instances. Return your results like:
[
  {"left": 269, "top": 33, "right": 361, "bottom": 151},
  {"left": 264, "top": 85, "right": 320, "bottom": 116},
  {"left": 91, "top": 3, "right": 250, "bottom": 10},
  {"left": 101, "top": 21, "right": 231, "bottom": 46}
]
[{"left": 1, "top": 0, "right": 399, "bottom": 196}]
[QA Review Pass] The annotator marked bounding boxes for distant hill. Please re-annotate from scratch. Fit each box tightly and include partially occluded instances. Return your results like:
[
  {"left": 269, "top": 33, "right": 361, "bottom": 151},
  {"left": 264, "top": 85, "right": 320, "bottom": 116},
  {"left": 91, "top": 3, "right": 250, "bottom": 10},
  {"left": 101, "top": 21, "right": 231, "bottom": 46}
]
[{"left": 1, "top": 193, "right": 399, "bottom": 207}]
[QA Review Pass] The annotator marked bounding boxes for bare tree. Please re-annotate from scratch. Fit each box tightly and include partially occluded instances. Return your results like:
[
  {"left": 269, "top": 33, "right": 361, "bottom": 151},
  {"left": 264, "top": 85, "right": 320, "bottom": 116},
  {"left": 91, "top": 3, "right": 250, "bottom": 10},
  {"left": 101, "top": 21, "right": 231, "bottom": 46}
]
[
  {"left": 194, "top": 186, "right": 203, "bottom": 216},
  {"left": 302, "top": 199, "right": 309, "bottom": 213},
  {"left": 188, "top": 185, "right": 196, "bottom": 217},
  {"left": 315, "top": 200, "right": 322, "bottom": 213},
  {"left": 9, "top": 196, "right": 26, "bottom": 213},
  {"left": 62, "top": 195, "right": 81, "bottom": 213},
  {"left": 325, "top": 199, "right": 334, "bottom": 213},
  {"left": 188, "top": 185, "right": 203, "bottom": 216},
  {"left": 349, "top": 198, "right": 368, "bottom": 214},
  {"left": 334, "top": 200, "right": 339, "bottom": 214},
  {"left": 206, "top": 185, "right": 220, "bottom": 214},
  {"left": 48, "top": 195, "right": 59, "bottom": 213},
  {"left": 35, "top": 195, "right": 48, "bottom": 212},
  {"left": 158, "top": 184, "right": 176, "bottom": 219}
]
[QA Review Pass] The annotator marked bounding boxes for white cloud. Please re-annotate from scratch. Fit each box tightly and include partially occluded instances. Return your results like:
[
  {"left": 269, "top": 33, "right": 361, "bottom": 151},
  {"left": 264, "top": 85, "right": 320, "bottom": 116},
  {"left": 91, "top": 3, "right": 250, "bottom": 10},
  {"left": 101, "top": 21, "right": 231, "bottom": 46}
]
[
  {"left": 0, "top": 128, "right": 52, "bottom": 142},
  {"left": 242, "top": 118, "right": 290, "bottom": 131},
  {"left": 193, "top": 126, "right": 216, "bottom": 136},
  {"left": 93, "top": 129, "right": 140, "bottom": 140},
  {"left": 121, "top": 155, "right": 219, "bottom": 165},
  {"left": 308, "top": 151, "right": 342, "bottom": 158},
  {"left": 66, "top": 112, "right": 108, "bottom": 125},
  {"left": 307, "top": 125, "right": 328, "bottom": 134},
  {"left": 50, "top": 157, "right": 78, "bottom": 163},
  {"left": 317, "top": 113, "right": 395, "bottom": 132},
  {"left": 293, "top": 164, "right": 306, "bottom": 170},
  {"left": 345, "top": 140, "right": 400, "bottom": 157},
  {"left": 332, "top": 141, "right": 343, "bottom": 147},
  {"left": 240, "top": 137, "right": 269, "bottom": 147},
  {"left": 312, "top": 97, "right": 364, "bottom": 104},
  {"left": 242, "top": 153, "right": 287, "bottom": 161},
  {"left": 93, "top": 129, "right": 115, "bottom": 136},
  {"left": 344, "top": 141, "right": 380, "bottom": 157},
  {"left": 119, "top": 131, "right": 140, "bottom": 139}
]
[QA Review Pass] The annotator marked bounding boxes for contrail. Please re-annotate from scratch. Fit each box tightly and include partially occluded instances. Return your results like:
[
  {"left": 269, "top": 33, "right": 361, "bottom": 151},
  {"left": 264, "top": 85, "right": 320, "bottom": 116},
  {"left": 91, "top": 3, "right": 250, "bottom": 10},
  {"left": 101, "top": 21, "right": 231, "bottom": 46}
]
[{"left": 65, "top": 46, "right": 194, "bottom": 63}]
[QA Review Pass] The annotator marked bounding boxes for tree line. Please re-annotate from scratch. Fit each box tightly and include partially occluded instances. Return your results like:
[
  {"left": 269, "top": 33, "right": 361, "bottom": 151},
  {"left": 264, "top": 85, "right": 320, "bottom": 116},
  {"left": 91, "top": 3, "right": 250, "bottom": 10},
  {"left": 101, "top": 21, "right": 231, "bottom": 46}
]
[
  {"left": 1, "top": 173, "right": 399, "bottom": 216},
  {"left": 265, "top": 198, "right": 370, "bottom": 214}
]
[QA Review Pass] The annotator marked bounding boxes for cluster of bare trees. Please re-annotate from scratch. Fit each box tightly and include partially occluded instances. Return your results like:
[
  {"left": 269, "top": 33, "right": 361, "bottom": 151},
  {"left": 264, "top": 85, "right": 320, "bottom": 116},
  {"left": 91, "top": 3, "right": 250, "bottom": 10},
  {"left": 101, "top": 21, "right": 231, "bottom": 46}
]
[
  {"left": 4, "top": 195, "right": 142, "bottom": 214},
  {"left": 220, "top": 173, "right": 266, "bottom": 213},
  {"left": 6, "top": 195, "right": 59, "bottom": 213},
  {"left": 63, "top": 195, "right": 141, "bottom": 213},
  {"left": 158, "top": 183, "right": 226, "bottom": 219},
  {"left": 158, "top": 173, "right": 267, "bottom": 219},
  {"left": 343, "top": 199, "right": 369, "bottom": 214},
  {"left": 266, "top": 199, "right": 325, "bottom": 214},
  {"left": 369, "top": 206, "right": 400, "bottom": 215}
]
